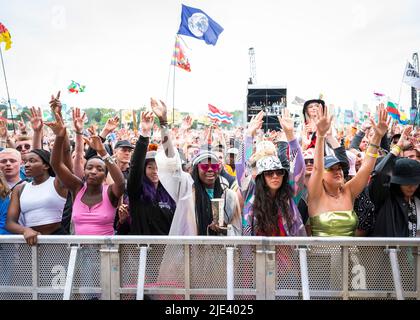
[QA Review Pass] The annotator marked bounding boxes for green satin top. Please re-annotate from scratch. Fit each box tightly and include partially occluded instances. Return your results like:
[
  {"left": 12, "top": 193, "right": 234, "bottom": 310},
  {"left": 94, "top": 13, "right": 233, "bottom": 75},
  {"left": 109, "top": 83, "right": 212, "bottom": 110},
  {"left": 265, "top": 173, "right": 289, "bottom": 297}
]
[{"left": 310, "top": 211, "right": 358, "bottom": 237}]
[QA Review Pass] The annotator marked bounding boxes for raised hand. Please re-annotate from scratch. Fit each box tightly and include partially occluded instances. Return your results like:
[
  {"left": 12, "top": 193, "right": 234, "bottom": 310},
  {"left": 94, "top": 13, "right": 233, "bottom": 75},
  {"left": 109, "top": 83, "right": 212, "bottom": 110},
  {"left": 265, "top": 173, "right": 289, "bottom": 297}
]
[
  {"left": 181, "top": 115, "right": 193, "bottom": 130},
  {"left": 17, "top": 120, "right": 28, "bottom": 134},
  {"left": 104, "top": 116, "right": 120, "bottom": 133},
  {"left": 247, "top": 110, "right": 264, "bottom": 137},
  {"left": 72, "top": 107, "right": 86, "bottom": 133},
  {"left": 150, "top": 98, "right": 168, "bottom": 124},
  {"left": 140, "top": 111, "right": 154, "bottom": 137},
  {"left": 278, "top": 108, "right": 294, "bottom": 140},
  {"left": 370, "top": 104, "right": 388, "bottom": 138},
  {"left": 315, "top": 105, "right": 333, "bottom": 137},
  {"left": 0, "top": 118, "right": 7, "bottom": 139},
  {"left": 45, "top": 111, "right": 66, "bottom": 137},
  {"left": 82, "top": 135, "right": 106, "bottom": 154},
  {"left": 29, "top": 107, "right": 43, "bottom": 132},
  {"left": 49, "top": 91, "right": 62, "bottom": 116},
  {"left": 87, "top": 124, "right": 98, "bottom": 136},
  {"left": 396, "top": 126, "right": 413, "bottom": 148},
  {"left": 360, "top": 117, "right": 372, "bottom": 132}
]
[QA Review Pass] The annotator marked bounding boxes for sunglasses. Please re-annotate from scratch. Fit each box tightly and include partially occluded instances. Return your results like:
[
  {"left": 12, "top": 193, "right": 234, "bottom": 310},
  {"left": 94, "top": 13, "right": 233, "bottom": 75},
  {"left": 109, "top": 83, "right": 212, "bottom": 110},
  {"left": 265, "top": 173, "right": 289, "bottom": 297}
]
[
  {"left": 197, "top": 163, "right": 221, "bottom": 172},
  {"left": 16, "top": 144, "right": 31, "bottom": 151},
  {"left": 263, "top": 169, "right": 285, "bottom": 177},
  {"left": 305, "top": 159, "right": 314, "bottom": 165}
]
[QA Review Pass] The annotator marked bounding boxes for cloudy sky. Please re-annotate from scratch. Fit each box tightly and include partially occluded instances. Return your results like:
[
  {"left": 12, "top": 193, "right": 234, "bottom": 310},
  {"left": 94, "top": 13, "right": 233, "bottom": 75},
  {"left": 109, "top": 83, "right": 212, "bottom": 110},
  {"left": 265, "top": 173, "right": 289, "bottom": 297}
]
[{"left": 0, "top": 0, "right": 419, "bottom": 115}]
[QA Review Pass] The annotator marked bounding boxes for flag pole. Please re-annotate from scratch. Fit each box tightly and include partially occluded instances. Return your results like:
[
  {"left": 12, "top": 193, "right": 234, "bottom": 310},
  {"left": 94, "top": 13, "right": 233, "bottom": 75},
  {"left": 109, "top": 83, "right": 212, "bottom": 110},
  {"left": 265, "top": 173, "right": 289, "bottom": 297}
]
[
  {"left": 172, "top": 60, "right": 176, "bottom": 126},
  {"left": 0, "top": 46, "right": 15, "bottom": 134}
]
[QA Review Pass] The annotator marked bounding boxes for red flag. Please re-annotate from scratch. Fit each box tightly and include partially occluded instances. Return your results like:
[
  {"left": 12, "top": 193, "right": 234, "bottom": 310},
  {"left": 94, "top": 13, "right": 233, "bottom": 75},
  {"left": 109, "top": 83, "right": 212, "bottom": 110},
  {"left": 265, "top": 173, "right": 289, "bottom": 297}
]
[{"left": 207, "top": 104, "right": 233, "bottom": 124}]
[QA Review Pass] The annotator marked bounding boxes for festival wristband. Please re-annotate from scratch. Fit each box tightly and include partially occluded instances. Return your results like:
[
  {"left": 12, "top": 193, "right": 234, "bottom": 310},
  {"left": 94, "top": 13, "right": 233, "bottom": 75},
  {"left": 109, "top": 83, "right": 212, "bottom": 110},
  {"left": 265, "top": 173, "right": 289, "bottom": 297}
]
[
  {"left": 369, "top": 143, "right": 380, "bottom": 149},
  {"left": 365, "top": 152, "right": 379, "bottom": 158},
  {"left": 75, "top": 131, "right": 83, "bottom": 135}
]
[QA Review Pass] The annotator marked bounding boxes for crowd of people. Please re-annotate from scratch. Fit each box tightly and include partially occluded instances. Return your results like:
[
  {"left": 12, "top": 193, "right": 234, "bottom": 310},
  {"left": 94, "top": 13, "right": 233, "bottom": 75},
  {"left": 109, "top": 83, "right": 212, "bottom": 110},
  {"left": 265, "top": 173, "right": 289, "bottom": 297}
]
[{"left": 0, "top": 93, "right": 419, "bottom": 245}]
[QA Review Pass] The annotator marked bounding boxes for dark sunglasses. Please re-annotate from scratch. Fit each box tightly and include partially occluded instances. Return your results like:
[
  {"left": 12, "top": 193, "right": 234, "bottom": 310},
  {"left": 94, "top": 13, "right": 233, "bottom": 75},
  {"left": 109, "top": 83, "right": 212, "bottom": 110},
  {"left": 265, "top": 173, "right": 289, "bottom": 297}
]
[
  {"left": 263, "top": 169, "right": 286, "bottom": 177},
  {"left": 16, "top": 144, "right": 31, "bottom": 151},
  {"left": 197, "top": 163, "right": 221, "bottom": 172},
  {"left": 305, "top": 159, "right": 314, "bottom": 165}
]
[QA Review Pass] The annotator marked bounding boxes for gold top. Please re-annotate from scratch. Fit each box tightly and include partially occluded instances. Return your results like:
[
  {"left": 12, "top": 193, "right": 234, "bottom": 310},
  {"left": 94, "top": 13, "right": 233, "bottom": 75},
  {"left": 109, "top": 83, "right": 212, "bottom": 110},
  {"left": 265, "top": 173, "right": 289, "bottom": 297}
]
[{"left": 310, "top": 211, "right": 358, "bottom": 237}]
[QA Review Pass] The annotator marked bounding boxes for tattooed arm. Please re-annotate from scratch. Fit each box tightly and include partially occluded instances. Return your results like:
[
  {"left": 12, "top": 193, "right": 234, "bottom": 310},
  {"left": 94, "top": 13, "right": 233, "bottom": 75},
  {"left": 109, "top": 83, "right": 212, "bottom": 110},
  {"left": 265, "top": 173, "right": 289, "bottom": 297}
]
[{"left": 150, "top": 98, "right": 175, "bottom": 158}]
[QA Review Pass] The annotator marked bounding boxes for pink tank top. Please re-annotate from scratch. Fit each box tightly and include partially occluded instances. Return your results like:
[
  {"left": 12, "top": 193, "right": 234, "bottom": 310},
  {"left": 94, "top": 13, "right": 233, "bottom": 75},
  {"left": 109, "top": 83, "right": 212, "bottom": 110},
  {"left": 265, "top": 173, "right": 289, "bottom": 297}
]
[{"left": 72, "top": 184, "right": 116, "bottom": 235}]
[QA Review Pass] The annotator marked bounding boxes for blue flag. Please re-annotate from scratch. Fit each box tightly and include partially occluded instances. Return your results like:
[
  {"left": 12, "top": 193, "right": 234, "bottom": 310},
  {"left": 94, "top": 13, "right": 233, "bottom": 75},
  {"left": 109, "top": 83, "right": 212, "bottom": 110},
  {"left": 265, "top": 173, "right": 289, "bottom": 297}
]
[{"left": 177, "top": 4, "right": 224, "bottom": 45}]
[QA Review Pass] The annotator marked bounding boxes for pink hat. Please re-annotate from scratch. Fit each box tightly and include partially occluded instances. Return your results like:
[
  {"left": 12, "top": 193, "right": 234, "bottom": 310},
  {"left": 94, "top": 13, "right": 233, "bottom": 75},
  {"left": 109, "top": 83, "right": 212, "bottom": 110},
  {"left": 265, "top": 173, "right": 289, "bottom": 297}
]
[{"left": 346, "top": 150, "right": 357, "bottom": 176}]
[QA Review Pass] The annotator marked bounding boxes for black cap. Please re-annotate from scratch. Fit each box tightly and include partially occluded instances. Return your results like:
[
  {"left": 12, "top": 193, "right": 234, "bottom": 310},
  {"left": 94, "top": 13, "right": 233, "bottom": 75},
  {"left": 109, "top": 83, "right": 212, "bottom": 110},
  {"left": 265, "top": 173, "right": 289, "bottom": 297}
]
[
  {"left": 30, "top": 149, "right": 55, "bottom": 177},
  {"left": 114, "top": 140, "right": 134, "bottom": 149},
  {"left": 324, "top": 155, "right": 347, "bottom": 169},
  {"left": 390, "top": 158, "right": 420, "bottom": 185}
]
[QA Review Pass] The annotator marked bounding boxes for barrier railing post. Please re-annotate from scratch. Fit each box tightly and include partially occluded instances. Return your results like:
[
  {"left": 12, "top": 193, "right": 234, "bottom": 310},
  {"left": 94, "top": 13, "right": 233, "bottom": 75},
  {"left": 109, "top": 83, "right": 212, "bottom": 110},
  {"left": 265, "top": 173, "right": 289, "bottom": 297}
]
[
  {"left": 31, "top": 246, "right": 38, "bottom": 300},
  {"left": 298, "top": 246, "right": 310, "bottom": 300},
  {"left": 226, "top": 246, "right": 235, "bottom": 300},
  {"left": 342, "top": 246, "right": 349, "bottom": 300},
  {"left": 184, "top": 244, "right": 191, "bottom": 300},
  {"left": 255, "top": 244, "right": 266, "bottom": 300},
  {"left": 136, "top": 246, "right": 148, "bottom": 300},
  {"left": 417, "top": 246, "right": 420, "bottom": 300},
  {"left": 388, "top": 248, "right": 404, "bottom": 300},
  {"left": 63, "top": 245, "right": 79, "bottom": 300}
]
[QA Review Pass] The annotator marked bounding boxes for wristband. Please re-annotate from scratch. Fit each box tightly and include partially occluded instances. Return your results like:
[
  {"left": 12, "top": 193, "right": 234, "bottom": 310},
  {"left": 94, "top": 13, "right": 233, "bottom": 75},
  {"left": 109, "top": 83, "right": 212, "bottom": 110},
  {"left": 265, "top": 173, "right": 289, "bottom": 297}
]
[
  {"left": 392, "top": 145, "right": 402, "bottom": 155},
  {"left": 365, "top": 152, "right": 379, "bottom": 158},
  {"left": 369, "top": 143, "right": 380, "bottom": 149},
  {"left": 75, "top": 131, "right": 83, "bottom": 135}
]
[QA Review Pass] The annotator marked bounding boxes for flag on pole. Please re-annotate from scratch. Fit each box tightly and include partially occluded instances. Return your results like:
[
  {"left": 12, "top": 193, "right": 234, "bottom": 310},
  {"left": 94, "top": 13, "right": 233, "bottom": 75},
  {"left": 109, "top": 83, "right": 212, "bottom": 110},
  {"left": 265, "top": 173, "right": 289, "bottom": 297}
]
[
  {"left": 68, "top": 80, "right": 86, "bottom": 94},
  {"left": 207, "top": 104, "right": 233, "bottom": 124},
  {"left": 0, "top": 22, "right": 12, "bottom": 50},
  {"left": 403, "top": 62, "right": 420, "bottom": 89},
  {"left": 373, "top": 92, "right": 386, "bottom": 101},
  {"left": 386, "top": 101, "right": 410, "bottom": 125},
  {"left": 171, "top": 36, "right": 191, "bottom": 72},
  {"left": 177, "top": 4, "right": 224, "bottom": 46}
]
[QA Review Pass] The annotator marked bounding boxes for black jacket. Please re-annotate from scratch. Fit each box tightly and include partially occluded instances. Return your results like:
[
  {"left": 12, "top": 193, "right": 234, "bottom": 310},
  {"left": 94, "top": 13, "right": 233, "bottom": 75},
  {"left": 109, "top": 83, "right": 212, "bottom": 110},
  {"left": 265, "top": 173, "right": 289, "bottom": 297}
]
[
  {"left": 368, "top": 152, "right": 420, "bottom": 237},
  {"left": 127, "top": 136, "right": 175, "bottom": 235}
]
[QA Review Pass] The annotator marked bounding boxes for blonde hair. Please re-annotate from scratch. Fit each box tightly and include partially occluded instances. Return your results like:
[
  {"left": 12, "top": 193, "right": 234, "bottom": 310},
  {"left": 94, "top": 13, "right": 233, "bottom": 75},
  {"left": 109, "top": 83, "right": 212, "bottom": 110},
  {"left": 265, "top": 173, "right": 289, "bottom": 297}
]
[
  {"left": 0, "top": 148, "right": 22, "bottom": 161},
  {"left": 0, "top": 171, "right": 10, "bottom": 199}
]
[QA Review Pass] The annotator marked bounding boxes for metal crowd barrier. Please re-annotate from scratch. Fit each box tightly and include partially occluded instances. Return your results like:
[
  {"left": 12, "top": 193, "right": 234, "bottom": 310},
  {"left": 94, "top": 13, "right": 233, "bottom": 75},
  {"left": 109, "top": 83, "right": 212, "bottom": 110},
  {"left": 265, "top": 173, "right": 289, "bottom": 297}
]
[{"left": 0, "top": 236, "right": 419, "bottom": 300}]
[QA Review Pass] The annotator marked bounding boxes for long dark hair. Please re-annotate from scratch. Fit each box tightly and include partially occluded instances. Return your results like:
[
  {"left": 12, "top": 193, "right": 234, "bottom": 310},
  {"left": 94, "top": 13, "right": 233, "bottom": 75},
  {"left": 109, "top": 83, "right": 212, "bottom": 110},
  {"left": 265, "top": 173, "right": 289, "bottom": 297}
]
[
  {"left": 252, "top": 172, "right": 293, "bottom": 235},
  {"left": 191, "top": 164, "right": 224, "bottom": 235},
  {"left": 141, "top": 159, "right": 176, "bottom": 212}
]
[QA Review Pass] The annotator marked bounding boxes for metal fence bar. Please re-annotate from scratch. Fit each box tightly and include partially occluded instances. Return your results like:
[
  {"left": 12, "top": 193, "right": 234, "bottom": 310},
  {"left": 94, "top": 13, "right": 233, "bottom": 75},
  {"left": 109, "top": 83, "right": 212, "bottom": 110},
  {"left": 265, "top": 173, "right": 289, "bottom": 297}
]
[
  {"left": 226, "top": 247, "right": 235, "bottom": 300},
  {"left": 417, "top": 247, "right": 420, "bottom": 300},
  {"left": 63, "top": 246, "right": 79, "bottom": 300},
  {"left": 389, "top": 248, "right": 404, "bottom": 300},
  {"left": 342, "top": 246, "right": 349, "bottom": 300},
  {"left": 255, "top": 245, "right": 265, "bottom": 300},
  {"left": 136, "top": 246, "right": 148, "bottom": 300},
  {"left": 184, "top": 244, "right": 191, "bottom": 300},
  {"left": 298, "top": 247, "right": 310, "bottom": 300},
  {"left": 31, "top": 246, "right": 38, "bottom": 300}
]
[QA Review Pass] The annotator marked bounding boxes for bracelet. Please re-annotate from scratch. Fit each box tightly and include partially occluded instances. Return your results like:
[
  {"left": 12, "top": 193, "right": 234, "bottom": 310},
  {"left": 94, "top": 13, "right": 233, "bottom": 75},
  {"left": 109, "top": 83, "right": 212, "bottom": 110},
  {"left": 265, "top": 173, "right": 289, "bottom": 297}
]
[
  {"left": 317, "top": 135, "right": 326, "bottom": 138},
  {"left": 392, "top": 145, "right": 401, "bottom": 155},
  {"left": 365, "top": 152, "right": 379, "bottom": 158},
  {"left": 369, "top": 143, "right": 380, "bottom": 149},
  {"left": 75, "top": 131, "right": 83, "bottom": 135}
]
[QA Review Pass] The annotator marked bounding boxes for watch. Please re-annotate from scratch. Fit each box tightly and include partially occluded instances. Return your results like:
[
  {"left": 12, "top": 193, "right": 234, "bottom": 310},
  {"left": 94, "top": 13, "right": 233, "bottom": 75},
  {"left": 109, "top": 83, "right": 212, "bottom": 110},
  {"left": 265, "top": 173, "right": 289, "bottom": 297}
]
[{"left": 101, "top": 154, "right": 116, "bottom": 165}]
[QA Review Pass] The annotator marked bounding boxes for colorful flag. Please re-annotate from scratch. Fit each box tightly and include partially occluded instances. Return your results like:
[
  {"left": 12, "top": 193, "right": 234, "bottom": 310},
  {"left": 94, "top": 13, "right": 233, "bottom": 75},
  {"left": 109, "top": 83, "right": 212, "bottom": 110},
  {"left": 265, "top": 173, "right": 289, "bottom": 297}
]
[
  {"left": 68, "top": 80, "right": 86, "bottom": 94},
  {"left": 177, "top": 4, "right": 224, "bottom": 46},
  {"left": 386, "top": 101, "right": 410, "bottom": 125},
  {"left": 171, "top": 36, "right": 191, "bottom": 72},
  {"left": 373, "top": 92, "right": 386, "bottom": 102},
  {"left": 0, "top": 22, "right": 12, "bottom": 51},
  {"left": 403, "top": 62, "right": 420, "bottom": 90},
  {"left": 207, "top": 104, "right": 233, "bottom": 124}
]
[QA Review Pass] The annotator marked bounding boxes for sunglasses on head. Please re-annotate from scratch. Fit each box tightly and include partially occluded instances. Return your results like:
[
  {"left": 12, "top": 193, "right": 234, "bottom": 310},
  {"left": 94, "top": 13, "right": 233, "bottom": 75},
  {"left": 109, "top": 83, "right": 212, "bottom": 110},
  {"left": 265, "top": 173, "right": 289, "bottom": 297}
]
[
  {"left": 197, "top": 163, "right": 221, "bottom": 172},
  {"left": 305, "top": 159, "right": 314, "bottom": 165},
  {"left": 263, "top": 169, "right": 285, "bottom": 177},
  {"left": 16, "top": 144, "right": 31, "bottom": 151}
]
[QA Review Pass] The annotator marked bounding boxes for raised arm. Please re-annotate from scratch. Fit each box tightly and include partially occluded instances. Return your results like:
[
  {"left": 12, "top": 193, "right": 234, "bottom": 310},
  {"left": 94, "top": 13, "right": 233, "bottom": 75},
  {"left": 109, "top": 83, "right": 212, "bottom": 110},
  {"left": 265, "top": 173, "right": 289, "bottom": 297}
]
[
  {"left": 278, "top": 109, "right": 305, "bottom": 202},
  {"left": 127, "top": 112, "right": 154, "bottom": 199},
  {"left": 346, "top": 105, "right": 389, "bottom": 199},
  {"left": 151, "top": 98, "right": 175, "bottom": 158},
  {"left": 45, "top": 111, "right": 83, "bottom": 193},
  {"left": 307, "top": 106, "right": 333, "bottom": 201},
  {"left": 29, "top": 107, "right": 44, "bottom": 150},
  {"left": 72, "top": 108, "right": 87, "bottom": 179}
]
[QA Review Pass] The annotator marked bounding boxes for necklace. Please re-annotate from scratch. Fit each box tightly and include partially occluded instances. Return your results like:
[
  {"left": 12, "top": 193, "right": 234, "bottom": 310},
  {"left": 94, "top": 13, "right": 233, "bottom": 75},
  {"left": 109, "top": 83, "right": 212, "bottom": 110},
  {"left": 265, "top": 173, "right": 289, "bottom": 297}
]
[{"left": 322, "top": 181, "right": 343, "bottom": 199}]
